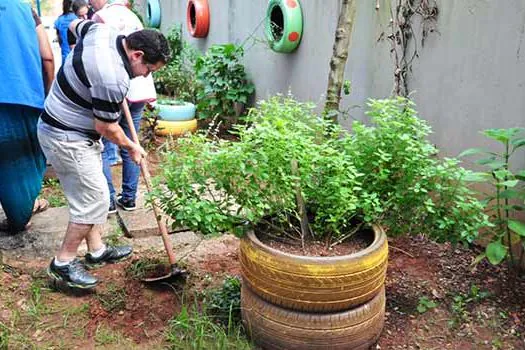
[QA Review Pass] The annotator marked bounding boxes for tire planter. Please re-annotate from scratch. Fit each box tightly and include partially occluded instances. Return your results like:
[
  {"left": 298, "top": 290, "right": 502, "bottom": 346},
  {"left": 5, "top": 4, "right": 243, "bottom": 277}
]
[
  {"left": 240, "top": 224, "right": 388, "bottom": 312},
  {"left": 155, "top": 119, "right": 198, "bottom": 136},
  {"left": 157, "top": 101, "right": 196, "bottom": 121},
  {"left": 146, "top": 0, "right": 161, "bottom": 28},
  {"left": 242, "top": 284, "right": 385, "bottom": 350},
  {"left": 265, "top": 0, "right": 303, "bottom": 53},
  {"left": 187, "top": 0, "right": 210, "bottom": 38}
]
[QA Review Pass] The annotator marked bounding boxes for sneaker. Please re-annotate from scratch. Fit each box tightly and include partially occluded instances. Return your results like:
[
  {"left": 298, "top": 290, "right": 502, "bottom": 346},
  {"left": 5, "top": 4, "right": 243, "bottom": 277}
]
[
  {"left": 84, "top": 245, "right": 133, "bottom": 269},
  {"left": 47, "top": 258, "right": 98, "bottom": 289},
  {"left": 116, "top": 196, "right": 137, "bottom": 211},
  {"left": 108, "top": 199, "right": 117, "bottom": 215}
]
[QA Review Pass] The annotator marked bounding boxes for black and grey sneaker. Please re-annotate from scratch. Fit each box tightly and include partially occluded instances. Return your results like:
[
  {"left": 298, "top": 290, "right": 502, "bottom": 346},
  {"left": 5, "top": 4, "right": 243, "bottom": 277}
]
[
  {"left": 116, "top": 195, "right": 137, "bottom": 211},
  {"left": 84, "top": 245, "right": 133, "bottom": 269},
  {"left": 108, "top": 199, "right": 117, "bottom": 215},
  {"left": 47, "top": 258, "right": 98, "bottom": 289}
]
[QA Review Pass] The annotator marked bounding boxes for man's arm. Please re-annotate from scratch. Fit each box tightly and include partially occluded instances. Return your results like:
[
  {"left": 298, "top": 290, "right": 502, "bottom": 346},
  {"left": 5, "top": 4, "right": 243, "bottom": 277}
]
[{"left": 94, "top": 119, "right": 146, "bottom": 164}]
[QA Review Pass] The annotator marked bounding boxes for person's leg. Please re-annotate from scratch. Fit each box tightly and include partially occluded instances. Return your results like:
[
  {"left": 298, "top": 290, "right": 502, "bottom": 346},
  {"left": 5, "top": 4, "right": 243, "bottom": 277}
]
[
  {"left": 118, "top": 102, "right": 145, "bottom": 208},
  {"left": 0, "top": 104, "right": 46, "bottom": 232},
  {"left": 57, "top": 222, "right": 94, "bottom": 261},
  {"left": 101, "top": 138, "right": 117, "bottom": 212}
]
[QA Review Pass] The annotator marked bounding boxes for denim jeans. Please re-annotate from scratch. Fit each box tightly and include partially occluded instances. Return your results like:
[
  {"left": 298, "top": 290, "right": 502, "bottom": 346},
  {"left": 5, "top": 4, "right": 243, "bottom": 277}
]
[{"left": 102, "top": 102, "right": 145, "bottom": 202}]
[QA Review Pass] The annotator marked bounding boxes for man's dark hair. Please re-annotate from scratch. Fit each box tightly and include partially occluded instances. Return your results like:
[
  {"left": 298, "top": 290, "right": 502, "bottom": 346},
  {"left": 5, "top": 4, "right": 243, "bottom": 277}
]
[{"left": 127, "top": 29, "right": 171, "bottom": 65}]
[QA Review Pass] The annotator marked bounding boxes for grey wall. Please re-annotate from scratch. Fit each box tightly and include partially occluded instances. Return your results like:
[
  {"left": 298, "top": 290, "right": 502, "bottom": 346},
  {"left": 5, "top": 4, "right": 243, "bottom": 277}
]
[{"left": 140, "top": 0, "right": 524, "bottom": 164}]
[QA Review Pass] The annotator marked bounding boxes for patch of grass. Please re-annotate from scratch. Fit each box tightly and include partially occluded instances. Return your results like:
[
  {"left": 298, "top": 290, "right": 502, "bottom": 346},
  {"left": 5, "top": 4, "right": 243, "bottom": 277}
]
[
  {"left": 0, "top": 322, "right": 9, "bottom": 350},
  {"left": 27, "top": 279, "right": 49, "bottom": 319},
  {"left": 62, "top": 303, "right": 89, "bottom": 328},
  {"left": 125, "top": 257, "right": 166, "bottom": 280},
  {"left": 96, "top": 283, "right": 127, "bottom": 312},
  {"left": 94, "top": 324, "right": 127, "bottom": 346},
  {"left": 41, "top": 178, "right": 67, "bottom": 207},
  {"left": 165, "top": 304, "right": 252, "bottom": 350}
]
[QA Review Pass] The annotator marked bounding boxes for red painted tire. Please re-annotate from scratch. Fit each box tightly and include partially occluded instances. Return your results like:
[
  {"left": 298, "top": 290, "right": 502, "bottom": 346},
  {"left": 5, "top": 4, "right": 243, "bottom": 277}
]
[{"left": 187, "top": 0, "right": 210, "bottom": 38}]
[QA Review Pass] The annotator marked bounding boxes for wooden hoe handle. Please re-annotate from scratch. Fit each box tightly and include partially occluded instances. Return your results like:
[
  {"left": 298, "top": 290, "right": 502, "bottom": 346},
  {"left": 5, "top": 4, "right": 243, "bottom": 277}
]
[{"left": 120, "top": 100, "right": 177, "bottom": 265}]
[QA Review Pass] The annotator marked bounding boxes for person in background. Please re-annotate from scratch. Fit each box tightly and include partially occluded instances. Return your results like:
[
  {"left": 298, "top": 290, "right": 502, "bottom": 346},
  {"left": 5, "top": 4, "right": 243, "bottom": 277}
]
[
  {"left": 72, "top": 0, "right": 89, "bottom": 19},
  {"left": 0, "top": 0, "right": 54, "bottom": 232},
  {"left": 38, "top": 19, "right": 169, "bottom": 289},
  {"left": 91, "top": 0, "right": 158, "bottom": 214},
  {"left": 54, "top": 0, "right": 77, "bottom": 67}
]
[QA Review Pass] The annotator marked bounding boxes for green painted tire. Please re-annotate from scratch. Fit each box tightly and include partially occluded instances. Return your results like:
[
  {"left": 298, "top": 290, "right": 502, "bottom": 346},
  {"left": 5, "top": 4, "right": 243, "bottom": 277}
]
[{"left": 265, "top": 0, "right": 303, "bottom": 53}]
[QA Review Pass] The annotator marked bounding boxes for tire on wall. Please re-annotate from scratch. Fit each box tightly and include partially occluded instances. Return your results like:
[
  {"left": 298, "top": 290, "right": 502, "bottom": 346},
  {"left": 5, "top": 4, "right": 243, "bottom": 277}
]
[
  {"left": 242, "top": 284, "right": 385, "bottom": 350},
  {"left": 155, "top": 119, "right": 198, "bottom": 137},
  {"left": 240, "top": 225, "right": 388, "bottom": 313},
  {"left": 146, "top": 0, "right": 161, "bottom": 28},
  {"left": 265, "top": 0, "right": 303, "bottom": 53},
  {"left": 187, "top": 0, "right": 210, "bottom": 38},
  {"left": 158, "top": 101, "right": 196, "bottom": 121}
]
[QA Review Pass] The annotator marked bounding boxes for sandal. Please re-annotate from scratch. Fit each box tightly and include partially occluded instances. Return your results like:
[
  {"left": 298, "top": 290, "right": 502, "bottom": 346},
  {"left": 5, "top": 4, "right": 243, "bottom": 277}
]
[{"left": 32, "top": 198, "right": 49, "bottom": 215}]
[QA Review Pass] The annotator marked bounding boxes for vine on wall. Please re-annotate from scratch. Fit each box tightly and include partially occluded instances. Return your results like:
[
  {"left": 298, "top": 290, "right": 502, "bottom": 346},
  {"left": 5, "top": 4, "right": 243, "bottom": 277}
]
[{"left": 382, "top": 0, "right": 439, "bottom": 97}]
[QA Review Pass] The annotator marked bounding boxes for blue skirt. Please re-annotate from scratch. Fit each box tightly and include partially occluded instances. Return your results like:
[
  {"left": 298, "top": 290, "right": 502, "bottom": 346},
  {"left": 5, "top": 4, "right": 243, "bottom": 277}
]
[{"left": 0, "top": 104, "right": 46, "bottom": 231}]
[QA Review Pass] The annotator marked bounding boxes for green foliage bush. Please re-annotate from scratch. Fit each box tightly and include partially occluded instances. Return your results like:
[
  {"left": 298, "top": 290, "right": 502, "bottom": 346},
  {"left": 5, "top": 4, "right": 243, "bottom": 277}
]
[
  {"left": 152, "top": 95, "right": 489, "bottom": 245},
  {"left": 195, "top": 44, "right": 255, "bottom": 121}
]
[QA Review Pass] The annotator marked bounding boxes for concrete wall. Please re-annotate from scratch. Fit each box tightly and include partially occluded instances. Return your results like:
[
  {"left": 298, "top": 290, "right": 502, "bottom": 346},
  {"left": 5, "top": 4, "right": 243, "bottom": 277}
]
[{"left": 140, "top": 0, "right": 524, "bottom": 164}]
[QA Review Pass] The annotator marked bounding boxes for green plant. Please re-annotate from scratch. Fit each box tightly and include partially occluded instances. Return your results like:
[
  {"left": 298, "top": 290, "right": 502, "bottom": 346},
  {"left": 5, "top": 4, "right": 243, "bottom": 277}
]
[
  {"left": 459, "top": 128, "right": 525, "bottom": 271},
  {"left": 416, "top": 296, "right": 438, "bottom": 313},
  {"left": 195, "top": 43, "right": 255, "bottom": 123},
  {"left": 203, "top": 276, "right": 241, "bottom": 328},
  {"left": 42, "top": 177, "right": 67, "bottom": 207},
  {"left": 165, "top": 305, "right": 251, "bottom": 350},
  {"left": 154, "top": 25, "right": 201, "bottom": 102},
  {"left": 449, "top": 284, "right": 490, "bottom": 327},
  {"left": 152, "top": 96, "right": 488, "bottom": 246}
]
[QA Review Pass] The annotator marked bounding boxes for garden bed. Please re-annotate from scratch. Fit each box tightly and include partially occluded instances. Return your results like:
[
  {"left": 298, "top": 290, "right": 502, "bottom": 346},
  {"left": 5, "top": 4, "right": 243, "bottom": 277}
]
[{"left": 1, "top": 234, "right": 523, "bottom": 349}]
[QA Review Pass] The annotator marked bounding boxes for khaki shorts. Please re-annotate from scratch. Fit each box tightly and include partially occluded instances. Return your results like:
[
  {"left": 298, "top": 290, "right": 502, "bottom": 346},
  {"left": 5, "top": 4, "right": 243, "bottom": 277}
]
[{"left": 37, "top": 120, "right": 109, "bottom": 224}]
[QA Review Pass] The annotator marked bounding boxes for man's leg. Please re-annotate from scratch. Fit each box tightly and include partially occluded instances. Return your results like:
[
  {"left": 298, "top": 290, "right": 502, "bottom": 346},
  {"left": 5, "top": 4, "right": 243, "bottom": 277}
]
[{"left": 57, "top": 222, "right": 94, "bottom": 261}]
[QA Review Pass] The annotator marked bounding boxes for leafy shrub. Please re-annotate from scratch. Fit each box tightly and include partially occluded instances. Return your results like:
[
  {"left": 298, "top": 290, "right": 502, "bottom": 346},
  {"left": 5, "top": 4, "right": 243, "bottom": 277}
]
[
  {"left": 195, "top": 44, "right": 255, "bottom": 123},
  {"left": 460, "top": 128, "right": 525, "bottom": 270},
  {"left": 152, "top": 95, "right": 489, "bottom": 245}
]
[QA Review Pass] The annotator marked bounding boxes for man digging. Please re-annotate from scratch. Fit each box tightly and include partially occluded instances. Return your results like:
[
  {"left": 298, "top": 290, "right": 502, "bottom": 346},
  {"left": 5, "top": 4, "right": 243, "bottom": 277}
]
[{"left": 37, "top": 19, "right": 170, "bottom": 289}]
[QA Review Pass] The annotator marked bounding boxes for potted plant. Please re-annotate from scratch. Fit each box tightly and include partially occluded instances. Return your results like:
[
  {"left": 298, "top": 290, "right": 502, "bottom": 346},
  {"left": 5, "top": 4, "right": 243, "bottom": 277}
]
[
  {"left": 194, "top": 43, "right": 255, "bottom": 131},
  {"left": 151, "top": 95, "right": 489, "bottom": 349}
]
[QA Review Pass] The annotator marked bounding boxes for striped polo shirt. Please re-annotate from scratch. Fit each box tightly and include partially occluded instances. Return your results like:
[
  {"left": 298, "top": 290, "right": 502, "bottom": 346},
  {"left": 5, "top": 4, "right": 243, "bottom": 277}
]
[{"left": 43, "top": 20, "right": 132, "bottom": 139}]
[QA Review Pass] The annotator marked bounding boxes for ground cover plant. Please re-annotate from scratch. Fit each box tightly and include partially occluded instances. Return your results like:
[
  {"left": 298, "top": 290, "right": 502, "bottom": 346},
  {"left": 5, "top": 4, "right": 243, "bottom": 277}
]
[{"left": 152, "top": 95, "right": 488, "bottom": 248}]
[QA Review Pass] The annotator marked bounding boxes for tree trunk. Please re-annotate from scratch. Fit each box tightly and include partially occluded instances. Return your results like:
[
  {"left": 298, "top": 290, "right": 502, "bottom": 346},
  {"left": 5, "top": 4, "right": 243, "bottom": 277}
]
[{"left": 324, "top": 0, "right": 357, "bottom": 122}]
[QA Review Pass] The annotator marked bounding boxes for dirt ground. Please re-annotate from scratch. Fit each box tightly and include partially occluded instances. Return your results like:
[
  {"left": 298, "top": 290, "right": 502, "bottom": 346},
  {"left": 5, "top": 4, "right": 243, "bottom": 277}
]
[{"left": 1, "top": 233, "right": 524, "bottom": 349}]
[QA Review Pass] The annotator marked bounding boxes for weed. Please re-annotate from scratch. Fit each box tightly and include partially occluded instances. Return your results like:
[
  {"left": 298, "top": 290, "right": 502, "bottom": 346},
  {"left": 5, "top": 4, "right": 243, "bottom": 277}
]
[
  {"left": 96, "top": 283, "right": 127, "bottom": 312},
  {"left": 105, "top": 223, "right": 124, "bottom": 246},
  {"left": 416, "top": 296, "right": 438, "bottom": 314},
  {"left": 165, "top": 304, "right": 251, "bottom": 350},
  {"left": 203, "top": 276, "right": 241, "bottom": 328},
  {"left": 449, "top": 284, "right": 490, "bottom": 328},
  {"left": 27, "top": 279, "right": 49, "bottom": 319}
]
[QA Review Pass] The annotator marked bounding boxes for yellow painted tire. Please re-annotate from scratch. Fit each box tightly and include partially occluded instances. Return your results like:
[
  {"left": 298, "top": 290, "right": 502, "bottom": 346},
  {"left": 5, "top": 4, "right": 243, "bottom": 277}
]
[
  {"left": 242, "top": 284, "right": 385, "bottom": 350},
  {"left": 155, "top": 119, "right": 198, "bottom": 137},
  {"left": 240, "top": 224, "right": 388, "bottom": 312}
]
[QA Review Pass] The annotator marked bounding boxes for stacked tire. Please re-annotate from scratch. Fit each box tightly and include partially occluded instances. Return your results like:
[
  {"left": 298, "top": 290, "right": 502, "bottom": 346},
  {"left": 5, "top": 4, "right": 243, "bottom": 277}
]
[
  {"left": 240, "top": 225, "right": 388, "bottom": 350},
  {"left": 155, "top": 101, "right": 198, "bottom": 137}
]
